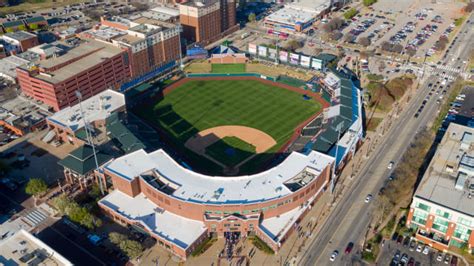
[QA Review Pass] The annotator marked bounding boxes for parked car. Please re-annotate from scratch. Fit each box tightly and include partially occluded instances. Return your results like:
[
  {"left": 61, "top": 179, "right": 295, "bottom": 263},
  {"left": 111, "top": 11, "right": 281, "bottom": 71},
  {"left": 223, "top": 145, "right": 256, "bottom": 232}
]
[
  {"left": 416, "top": 244, "right": 423, "bottom": 252},
  {"left": 397, "top": 235, "right": 403, "bottom": 244},
  {"left": 451, "top": 256, "right": 458, "bottom": 265},
  {"left": 444, "top": 254, "right": 451, "bottom": 264},
  {"left": 422, "top": 245, "right": 430, "bottom": 255},
  {"left": 437, "top": 252, "right": 444, "bottom": 261}
]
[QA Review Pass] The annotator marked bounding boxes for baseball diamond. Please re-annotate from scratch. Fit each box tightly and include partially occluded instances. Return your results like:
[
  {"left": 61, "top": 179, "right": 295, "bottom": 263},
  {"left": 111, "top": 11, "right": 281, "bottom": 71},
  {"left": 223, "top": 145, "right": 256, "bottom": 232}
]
[{"left": 133, "top": 76, "right": 328, "bottom": 175}]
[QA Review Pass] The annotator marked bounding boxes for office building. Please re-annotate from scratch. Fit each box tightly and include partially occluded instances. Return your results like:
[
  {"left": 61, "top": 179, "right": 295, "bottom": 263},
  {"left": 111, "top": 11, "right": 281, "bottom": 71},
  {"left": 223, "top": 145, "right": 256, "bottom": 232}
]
[{"left": 406, "top": 123, "right": 474, "bottom": 252}]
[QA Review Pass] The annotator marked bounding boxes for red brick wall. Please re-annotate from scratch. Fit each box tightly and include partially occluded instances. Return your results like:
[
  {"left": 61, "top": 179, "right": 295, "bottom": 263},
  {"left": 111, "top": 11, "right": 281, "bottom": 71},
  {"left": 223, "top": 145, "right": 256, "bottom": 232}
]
[
  {"left": 19, "top": 36, "right": 39, "bottom": 52},
  {"left": 17, "top": 51, "right": 130, "bottom": 111},
  {"left": 106, "top": 160, "right": 331, "bottom": 223}
]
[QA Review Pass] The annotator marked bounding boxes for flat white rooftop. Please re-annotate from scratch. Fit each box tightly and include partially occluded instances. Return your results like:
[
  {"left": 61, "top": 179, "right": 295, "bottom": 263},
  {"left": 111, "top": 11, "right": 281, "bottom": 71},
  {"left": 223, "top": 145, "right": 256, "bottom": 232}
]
[
  {"left": 0, "top": 55, "right": 30, "bottom": 81},
  {"left": 0, "top": 229, "right": 72, "bottom": 266},
  {"left": 99, "top": 190, "right": 207, "bottom": 250},
  {"left": 105, "top": 149, "right": 334, "bottom": 204},
  {"left": 415, "top": 123, "right": 474, "bottom": 216},
  {"left": 47, "top": 89, "right": 125, "bottom": 131},
  {"left": 265, "top": 0, "right": 329, "bottom": 26},
  {"left": 259, "top": 190, "right": 322, "bottom": 243}
]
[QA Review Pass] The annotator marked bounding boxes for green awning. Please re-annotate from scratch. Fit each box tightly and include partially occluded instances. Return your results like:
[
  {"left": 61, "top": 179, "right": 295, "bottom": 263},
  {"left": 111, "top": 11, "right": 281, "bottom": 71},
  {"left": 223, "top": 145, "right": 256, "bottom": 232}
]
[{"left": 58, "top": 145, "right": 112, "bottom": 175}]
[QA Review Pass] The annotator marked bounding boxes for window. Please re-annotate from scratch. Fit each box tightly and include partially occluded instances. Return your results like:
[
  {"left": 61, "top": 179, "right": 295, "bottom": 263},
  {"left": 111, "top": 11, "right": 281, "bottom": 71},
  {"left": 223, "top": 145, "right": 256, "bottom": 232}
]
[
  {"left": 457, "top": 217, "right": 472, "bottom": 227},
  {"left": 415, "top": 202, "right": 431, "bottom": 212},
  {"left": 453, "top": 225, "right": 471, "bottom": 241},
  {"left": 413, "top": 209, "right": 428, "bottom": 225},
  {"left": 435, "top": 209, "right": 452, "bottom": 220},
  {"left": 432, "top": 217, "right": 449, "bottom": 233}
]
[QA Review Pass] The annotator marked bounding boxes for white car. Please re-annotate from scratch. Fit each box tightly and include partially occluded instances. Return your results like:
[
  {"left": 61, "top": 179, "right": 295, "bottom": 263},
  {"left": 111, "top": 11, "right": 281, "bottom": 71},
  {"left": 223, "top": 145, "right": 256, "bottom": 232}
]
[
  {"left": 387, "top": 161, "right": 394, "bottom": 169},
  {"left": 416, "top": 244, "right": 423, "bottom": 252},
  {"left": 423, "top": 245, "right": 430, "bottom": 255},
  {"left": 365, "top": 194, "right": 373, "bottom": 203},
  {"left": 437, "top": 253, "right": 444, "bottom": 261},
  {"left": 329, "top": 250, "right": 339, "bottom": 262}
]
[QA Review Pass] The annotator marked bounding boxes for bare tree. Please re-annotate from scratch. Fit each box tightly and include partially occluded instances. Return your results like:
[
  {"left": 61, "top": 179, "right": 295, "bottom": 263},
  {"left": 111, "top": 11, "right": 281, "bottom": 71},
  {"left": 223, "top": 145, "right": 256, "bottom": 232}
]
[{"left": 359, "top": 37, "right": 371, "bottom": 47}]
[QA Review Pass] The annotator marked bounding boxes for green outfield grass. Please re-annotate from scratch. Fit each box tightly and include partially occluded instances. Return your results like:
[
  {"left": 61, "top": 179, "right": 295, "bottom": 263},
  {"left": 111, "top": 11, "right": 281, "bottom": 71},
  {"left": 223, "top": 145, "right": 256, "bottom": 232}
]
[
  {"left": 211, "top": 64, "right": 246, "bottom": 73},
  {"left": 205, "top": 137, "right": 256, "bottom": 167},
  {"left": 134, "top": 79, "right": 322, "bottom": 175}
]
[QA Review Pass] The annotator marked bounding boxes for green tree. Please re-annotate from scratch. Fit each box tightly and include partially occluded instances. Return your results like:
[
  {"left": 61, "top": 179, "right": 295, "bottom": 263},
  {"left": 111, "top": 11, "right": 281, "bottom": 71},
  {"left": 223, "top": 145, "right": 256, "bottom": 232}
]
[
  {"left": 5, "top": 28, "right": 14, "bottom": 33},
  {"left": 25, "top": 178, "right": 48, "bottom": 197},
  {"left": 29, "top": 23, "right": 38, "bottom": 30},
  {"left": 248, "top": 13, "right": 256, "bottom": 22},
  {"left": 363, "top": 0, "right": 377, "bottom": 6},
  {"left": 17, "top": 25, "right": 27, "bottom": 31},
  {"left": 52, "top": 194, "right": 71, "bottom": 214},
  {"left": 109, "top": 232, "right": 128, "bottom": 245},
  {"left": 120, "top": 240, "right": 143, "bottom": 259},
  {"left": 343, "top": 8, "right": 358, "bottom": 20}
]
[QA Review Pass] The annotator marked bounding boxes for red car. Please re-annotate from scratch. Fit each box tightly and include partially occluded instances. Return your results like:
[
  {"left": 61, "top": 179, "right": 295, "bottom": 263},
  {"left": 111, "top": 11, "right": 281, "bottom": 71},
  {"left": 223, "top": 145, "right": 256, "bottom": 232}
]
[
  {"left": 451, "top": 256, "right": 458, "bottom": 266},
  {"left": 345, "top": 242, "right": 354, "bottom": 254}
]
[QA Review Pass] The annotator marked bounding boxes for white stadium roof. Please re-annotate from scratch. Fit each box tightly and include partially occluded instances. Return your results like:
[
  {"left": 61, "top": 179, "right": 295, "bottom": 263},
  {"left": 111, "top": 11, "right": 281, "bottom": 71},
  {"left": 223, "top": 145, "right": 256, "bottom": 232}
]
[{"left": 105, "top": 149, "right": 334, "bottom": 204}]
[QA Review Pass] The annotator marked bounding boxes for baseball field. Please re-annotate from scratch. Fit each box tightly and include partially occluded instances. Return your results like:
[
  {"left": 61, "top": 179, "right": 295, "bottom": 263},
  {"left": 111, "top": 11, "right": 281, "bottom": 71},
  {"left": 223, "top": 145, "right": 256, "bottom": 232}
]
[{"left": 133, "top": 77, "right": 324, "bottom": 175}]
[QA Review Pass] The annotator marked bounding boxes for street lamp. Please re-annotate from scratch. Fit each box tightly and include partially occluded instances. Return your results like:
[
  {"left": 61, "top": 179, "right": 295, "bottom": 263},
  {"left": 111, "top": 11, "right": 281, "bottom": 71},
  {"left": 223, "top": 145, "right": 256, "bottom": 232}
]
[
  {"left": 331, "top": 121, "right": 344, "bottom": 194},
  {"left": 75, "top": 91, "right": 104, "bottom": 195}
]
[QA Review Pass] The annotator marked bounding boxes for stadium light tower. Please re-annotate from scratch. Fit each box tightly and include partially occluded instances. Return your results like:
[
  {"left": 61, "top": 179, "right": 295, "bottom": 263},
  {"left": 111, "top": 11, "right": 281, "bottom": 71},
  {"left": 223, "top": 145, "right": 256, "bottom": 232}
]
[
  {"left": 331, "top": 121, "right": 344, "bottom": 194},
  {"left": 178, "top": 23, "right": 184, "bottom": 71},
  {"left": 75, "top": 91, "right": 104, "bottom": 195}
]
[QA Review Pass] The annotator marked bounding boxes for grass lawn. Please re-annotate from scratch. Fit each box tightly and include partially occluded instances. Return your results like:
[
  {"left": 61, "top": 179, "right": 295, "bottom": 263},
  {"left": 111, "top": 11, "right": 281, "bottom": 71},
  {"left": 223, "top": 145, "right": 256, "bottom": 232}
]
[
  {"left": 211, "top": 64, "right": 246, "bottom": 73},
  {"left": 205, "top": 137, "right": 256, "bottom": 167},
  {"left": 134, "top": 79, "right": 321, "bottom": 174},
  {"left": 0, "top": 0, "right": 84, "bottom": 14}
]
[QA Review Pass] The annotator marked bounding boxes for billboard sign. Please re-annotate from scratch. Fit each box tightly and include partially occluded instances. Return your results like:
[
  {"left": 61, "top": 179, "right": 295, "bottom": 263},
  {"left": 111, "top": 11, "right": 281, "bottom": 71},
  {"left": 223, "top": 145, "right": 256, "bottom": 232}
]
[
  {"left": 312, "top": 58, "right": 323, "bottom": 70},
  {"left": 279, "top": 51, "right": 288, "bottom": 62},
  {"left": 300, "top": 55, "right": 311, "bottom": 67},
  {"left": 268, "top": 48, "right": 277, "bottom": 59},
  {"left": 248, "top": 43, "right": 257, "bottom": 54},
  {"left": 258, "top": 46, "right": 268, "bottom": 57},
  {"left": 290, "top": 53, "right": 300, "bottom": 65}
]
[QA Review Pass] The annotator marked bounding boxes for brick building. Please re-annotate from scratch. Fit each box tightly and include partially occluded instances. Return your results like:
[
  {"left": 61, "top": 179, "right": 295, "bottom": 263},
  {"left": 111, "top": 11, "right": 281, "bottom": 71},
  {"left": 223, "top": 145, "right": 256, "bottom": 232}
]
[
  {"left": 96, "top": 16, "right": 181, "bottom": 77},
  {"left": 98, "top": 148, "right": 334, "bottom": 260},
  {"left": 0, "top": 31, "right": 39, "bottom": 55},
  {"left": 16, "top": 39, "right": 130, "bottom": 111},
  {"left": 406, "top": 123, "right": 474, "bottom": 253},
  {"left": 179, "top": 0, "right": 237, "bottom": 45}
]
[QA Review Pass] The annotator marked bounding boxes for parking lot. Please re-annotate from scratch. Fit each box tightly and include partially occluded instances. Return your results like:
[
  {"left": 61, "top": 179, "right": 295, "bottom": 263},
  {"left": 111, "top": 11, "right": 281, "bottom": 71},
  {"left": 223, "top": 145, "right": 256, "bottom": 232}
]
[{"left": 378, "top": 237, "right": 460, "bottom": 266}]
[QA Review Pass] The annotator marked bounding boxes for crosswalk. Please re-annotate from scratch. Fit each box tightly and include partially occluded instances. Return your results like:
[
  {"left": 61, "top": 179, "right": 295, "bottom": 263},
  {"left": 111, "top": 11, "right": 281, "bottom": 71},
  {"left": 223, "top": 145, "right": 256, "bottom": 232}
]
[
  {"left": 21, "top": 208, "right": 48, "bottom": 228},
  {"left": 424, "top": 64, "right": 462, "bottom": 80}
]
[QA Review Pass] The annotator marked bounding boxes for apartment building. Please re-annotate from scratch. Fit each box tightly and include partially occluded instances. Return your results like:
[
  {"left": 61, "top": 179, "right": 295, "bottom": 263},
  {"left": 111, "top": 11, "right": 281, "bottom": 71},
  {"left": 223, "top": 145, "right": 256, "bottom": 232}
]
[
  {"left": 406, "top": 123, "right": 474, "bottom": 253},
  {"left": 179, "top": 0, "right": 237, "bottom": 44},
  {"left": 98, "top": 16, "right": 181, "bottom": 77}
]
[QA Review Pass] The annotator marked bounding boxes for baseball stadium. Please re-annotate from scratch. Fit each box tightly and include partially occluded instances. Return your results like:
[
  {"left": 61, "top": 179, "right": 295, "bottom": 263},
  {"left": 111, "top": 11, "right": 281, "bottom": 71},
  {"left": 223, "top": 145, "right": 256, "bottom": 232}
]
[{"left": 97, "top": 62, "right": 364, "bottom": 260}]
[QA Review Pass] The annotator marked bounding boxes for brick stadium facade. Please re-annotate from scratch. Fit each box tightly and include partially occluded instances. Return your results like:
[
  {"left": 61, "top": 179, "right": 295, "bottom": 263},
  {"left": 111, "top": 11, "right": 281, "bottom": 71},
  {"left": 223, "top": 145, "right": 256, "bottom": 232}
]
[{"left": 98, "top": 149, "right": 334, "bottom": 260}]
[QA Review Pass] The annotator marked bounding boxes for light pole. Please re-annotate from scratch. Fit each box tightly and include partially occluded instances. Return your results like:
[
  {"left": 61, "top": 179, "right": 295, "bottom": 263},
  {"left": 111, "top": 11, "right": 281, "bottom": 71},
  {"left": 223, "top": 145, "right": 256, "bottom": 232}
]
[
  {"left": 177, "top": 24, "right": 184, "bottom": 71},
  {"left": 75, "top": 91, "right": 104, "bottom": 195},
  {"left": 331, "top": 121, "right": 344, "bottom": 194}
]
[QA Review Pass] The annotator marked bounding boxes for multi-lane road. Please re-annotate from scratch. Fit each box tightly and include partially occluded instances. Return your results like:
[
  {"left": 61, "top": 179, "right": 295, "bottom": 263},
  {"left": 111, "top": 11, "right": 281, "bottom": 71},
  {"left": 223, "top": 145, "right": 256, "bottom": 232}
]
[{"left": 300, "top": 12, "right": 474, "bottom": 266}]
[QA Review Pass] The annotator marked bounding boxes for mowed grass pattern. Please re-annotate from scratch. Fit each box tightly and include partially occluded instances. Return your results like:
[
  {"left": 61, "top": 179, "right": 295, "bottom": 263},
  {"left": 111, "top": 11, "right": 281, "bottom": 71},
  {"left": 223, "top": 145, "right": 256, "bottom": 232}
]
[
  {"left": 211, "top": 64, "right": 246, "bottom": 73},
  {"left": 134, "top": 79, "right": 321, "bottom": 174},
  {"left": 205, "top": 137, "right": 256, "bottom": 167}
]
